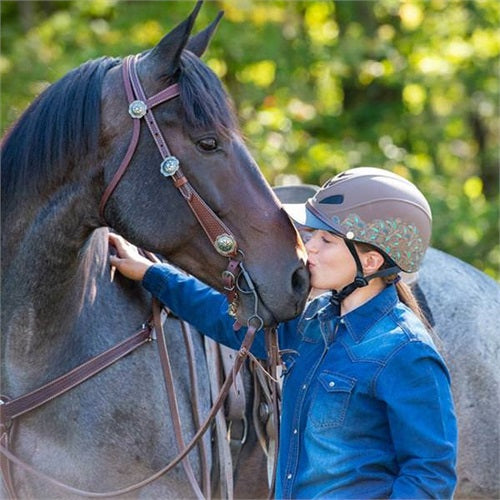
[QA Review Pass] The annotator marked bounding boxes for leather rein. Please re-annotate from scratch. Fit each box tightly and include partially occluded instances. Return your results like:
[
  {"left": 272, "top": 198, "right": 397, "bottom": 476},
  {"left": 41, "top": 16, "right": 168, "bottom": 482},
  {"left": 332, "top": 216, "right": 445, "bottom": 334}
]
[{"left": 0, "top": 54, "right": 280, "bottom": 498}]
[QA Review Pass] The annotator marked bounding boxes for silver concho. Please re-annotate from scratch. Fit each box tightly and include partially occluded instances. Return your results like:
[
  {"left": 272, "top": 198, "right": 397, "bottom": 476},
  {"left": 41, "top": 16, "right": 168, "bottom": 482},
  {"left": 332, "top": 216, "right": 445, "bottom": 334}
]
[
  {"left": 128, "top": 100, "right": 147, "bottom": 119},
  {"left": 160, "top": 156, "right": 180, "bottom": 177},
  {"left": 215, "top": 233, "right": 237, "bottom": 256}
]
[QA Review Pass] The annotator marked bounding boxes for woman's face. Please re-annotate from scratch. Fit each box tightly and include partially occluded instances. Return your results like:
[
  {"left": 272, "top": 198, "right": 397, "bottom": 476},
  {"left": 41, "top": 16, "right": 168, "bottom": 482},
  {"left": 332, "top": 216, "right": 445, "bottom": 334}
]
[{"left": 304, "top": 229, "right": 357, "bottom": 291}]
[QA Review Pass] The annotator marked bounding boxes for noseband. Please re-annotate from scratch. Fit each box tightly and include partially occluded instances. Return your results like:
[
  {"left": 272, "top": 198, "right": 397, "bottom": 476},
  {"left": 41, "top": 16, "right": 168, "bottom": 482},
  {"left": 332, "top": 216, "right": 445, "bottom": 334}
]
[{"left": 99, "top": 54, "right": 244, "bottom": 301}]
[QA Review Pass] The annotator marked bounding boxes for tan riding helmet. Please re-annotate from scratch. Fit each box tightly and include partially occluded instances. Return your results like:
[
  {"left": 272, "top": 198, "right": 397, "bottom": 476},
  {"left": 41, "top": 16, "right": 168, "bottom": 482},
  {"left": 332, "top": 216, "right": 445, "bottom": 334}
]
[{"left": 284, "top": 167, "right": 432, "bottom": 273}]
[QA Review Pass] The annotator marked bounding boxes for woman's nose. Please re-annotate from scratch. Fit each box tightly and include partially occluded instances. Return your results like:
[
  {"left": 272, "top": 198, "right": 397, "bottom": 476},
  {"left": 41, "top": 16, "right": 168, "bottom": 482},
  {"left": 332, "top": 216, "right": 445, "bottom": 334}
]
[{"left": 305, "top": 238, "right": 317, "bottom": 253}]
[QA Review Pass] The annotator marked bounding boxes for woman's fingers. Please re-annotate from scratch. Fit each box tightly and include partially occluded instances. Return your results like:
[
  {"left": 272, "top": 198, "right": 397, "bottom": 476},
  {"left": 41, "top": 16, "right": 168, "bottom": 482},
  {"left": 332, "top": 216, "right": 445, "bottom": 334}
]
[
  {"left": 109, "top": 233, "right": 136, "bottom": 259},
  {"left": 108, "top": 233, "right": 152, "bottom": 281}
]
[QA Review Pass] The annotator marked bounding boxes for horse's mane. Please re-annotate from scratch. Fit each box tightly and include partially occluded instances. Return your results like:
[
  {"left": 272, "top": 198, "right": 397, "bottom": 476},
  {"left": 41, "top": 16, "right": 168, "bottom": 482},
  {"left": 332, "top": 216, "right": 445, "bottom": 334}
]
[
  {"left": 178, "top": 50, "right": 238, "bottom": 138},
  {"left": 1, "top": 57, "right": 120, "bottom": 207},
  {"left": 1, "top": 50, "right": 238, "bottom": 209}
]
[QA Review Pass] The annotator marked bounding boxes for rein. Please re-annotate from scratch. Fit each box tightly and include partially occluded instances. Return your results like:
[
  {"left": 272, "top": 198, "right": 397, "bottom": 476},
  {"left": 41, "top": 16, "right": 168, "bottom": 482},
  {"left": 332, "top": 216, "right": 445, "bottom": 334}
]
[
  {"left": 0, "top": 264, "right": 278, "bottom": 498},
  {"left": 0, "top": 315, "right": 272, "bottom": 498},
  {"left": 0, "top": 54, "right": 281, "bottom": 499}
]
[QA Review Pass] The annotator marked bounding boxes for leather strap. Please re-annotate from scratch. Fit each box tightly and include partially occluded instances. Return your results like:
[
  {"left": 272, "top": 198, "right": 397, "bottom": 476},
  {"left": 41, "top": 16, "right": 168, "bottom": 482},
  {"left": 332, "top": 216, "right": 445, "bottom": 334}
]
[
  {"left": 100, "top": 55, "right": 239, "bottom": 259},
  {"left": 152, "top": 299, "right": 204, "bottom": 500},
  {"left": 141, "top": 253, "right": 210, "bottom": 499},
  {"left": 128, "top": 59, "right": 174, "bottom": 158},
  {"left": 219, "top": 344, "right": 247, "bottom": 470},
  {"left": 220, "top": 345, "right": 246, "bottom": 423},
  {"left": 204, "top": 337, "right": 234, "bottom": 499},
  {"left": 99, "top": 56, "right": 180, "bottom": 219},
  {"left": 0, "top": 324, "right": 151, "bottom": 499},
  {"left": 0, "top": 325, "right": 152, "bottom": 424},
  {"left": 179, "top": 320, "right": 211, "bottom": 498},
  {"left": 0, "top": 322, "right": 263, "bottom": 498},
  {"left": 265, "top": 328, "right": 280, "bottom": 498},
  {"left": 251, "top": 360, "right": 276, "bottom": 484}
]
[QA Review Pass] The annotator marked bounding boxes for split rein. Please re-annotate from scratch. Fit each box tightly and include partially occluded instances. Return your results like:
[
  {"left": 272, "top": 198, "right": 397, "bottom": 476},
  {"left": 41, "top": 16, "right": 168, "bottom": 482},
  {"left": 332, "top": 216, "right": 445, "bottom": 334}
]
[
  {"left": 0, "top": 301, "right": 276, "bottom": 499},
  {"left": 0, "top": 54, "right": 281, "bottom": 498}
]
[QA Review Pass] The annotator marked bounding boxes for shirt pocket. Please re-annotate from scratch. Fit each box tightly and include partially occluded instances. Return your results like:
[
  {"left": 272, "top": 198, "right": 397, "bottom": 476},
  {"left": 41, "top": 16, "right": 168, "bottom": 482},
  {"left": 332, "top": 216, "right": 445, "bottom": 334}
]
[{"left": 310, "top": 371, "right": 356, "bottom": 429}]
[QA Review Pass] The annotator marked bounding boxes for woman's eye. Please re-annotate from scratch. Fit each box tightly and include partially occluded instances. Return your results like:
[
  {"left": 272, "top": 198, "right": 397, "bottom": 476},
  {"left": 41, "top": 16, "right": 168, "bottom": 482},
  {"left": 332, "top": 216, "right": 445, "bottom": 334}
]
[
  {"left": 197, "top": 137, "right": 218, "bottom": 152},
  {"left": 321, "top": 235, "right": 335, "bottom": 244}
]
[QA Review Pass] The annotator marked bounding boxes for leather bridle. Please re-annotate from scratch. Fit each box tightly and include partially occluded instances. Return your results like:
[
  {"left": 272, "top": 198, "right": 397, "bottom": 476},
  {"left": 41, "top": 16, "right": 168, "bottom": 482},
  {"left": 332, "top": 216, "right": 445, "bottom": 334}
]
[
  {"left": 100, "top": 54, "right": 246, "bottom": 304},
  {"left": 100, "top": 55, "right": 242, "bottom": 264},
  {"left": 0, "top": 55, "right": 280, "bottom": 498}
]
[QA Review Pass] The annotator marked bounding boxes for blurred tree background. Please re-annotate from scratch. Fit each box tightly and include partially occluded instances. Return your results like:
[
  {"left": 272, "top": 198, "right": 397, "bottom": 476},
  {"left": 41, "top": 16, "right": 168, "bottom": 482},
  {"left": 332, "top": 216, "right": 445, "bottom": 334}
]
[{"left": 1, "top": 0, "right": 498, "bottom": 278}]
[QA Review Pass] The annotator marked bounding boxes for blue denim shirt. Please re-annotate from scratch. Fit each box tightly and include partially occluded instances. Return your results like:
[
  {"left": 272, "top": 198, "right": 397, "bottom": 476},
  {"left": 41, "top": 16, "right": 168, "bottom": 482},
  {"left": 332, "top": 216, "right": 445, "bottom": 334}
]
[{"left": 143, "top": 264, "right": 457, "bottom": 499}]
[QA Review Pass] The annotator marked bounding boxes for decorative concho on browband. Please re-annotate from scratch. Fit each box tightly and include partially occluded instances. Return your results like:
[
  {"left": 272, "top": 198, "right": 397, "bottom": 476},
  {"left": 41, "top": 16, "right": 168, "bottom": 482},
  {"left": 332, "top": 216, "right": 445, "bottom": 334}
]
[
  {"left": 128, "top": 100, "right": 147, "bottom": 119},
  {"left": 334, "top": 213, "right": 425, "bottom": 272},
  {"left": 160, "top": 156, "right": 180, "bottom": 177}
]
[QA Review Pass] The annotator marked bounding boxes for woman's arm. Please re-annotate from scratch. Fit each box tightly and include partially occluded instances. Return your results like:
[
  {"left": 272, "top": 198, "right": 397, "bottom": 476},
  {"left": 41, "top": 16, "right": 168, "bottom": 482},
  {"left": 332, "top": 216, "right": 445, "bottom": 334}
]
[
  {"left": 377, "top": 341, "right": 458, "bottom": 499},
  {"left": 109, "top": 233, "right": 269, "bottom": 356},
  {"left": 144, "top": 263, "right": 270, "bottom": 356}
]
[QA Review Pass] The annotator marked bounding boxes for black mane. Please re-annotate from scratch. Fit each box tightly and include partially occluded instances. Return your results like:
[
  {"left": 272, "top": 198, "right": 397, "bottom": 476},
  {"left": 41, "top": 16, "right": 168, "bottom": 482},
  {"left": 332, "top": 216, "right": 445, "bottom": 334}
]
[
  {"left": 1, "top": 51, "right": 238, "bottom": 209},
  {"left": 1, "top": 57, "right": 120, "bottom": 207},
  {"left": 178, "top": 50, "right": 238, "bottom": 138}
]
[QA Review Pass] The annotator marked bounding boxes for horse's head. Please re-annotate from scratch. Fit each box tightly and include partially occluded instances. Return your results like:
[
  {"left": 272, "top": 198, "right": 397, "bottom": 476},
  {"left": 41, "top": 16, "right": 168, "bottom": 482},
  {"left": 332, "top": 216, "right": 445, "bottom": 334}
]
[{"left": 98, "top": 3, "right": 309, "bottom": 325}]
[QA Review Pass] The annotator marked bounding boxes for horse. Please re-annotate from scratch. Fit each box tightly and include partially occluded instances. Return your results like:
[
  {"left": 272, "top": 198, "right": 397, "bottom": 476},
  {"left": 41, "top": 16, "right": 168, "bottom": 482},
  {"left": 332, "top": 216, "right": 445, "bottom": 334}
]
[
  {"left": 417, "top": 248, "right": 500, "bottom": 499},
  {"left": 275, "top": 184, "right": 500, "bottom": 499},
  {"left": 0, "top": 3, "right": 309, "bottom": 498}
]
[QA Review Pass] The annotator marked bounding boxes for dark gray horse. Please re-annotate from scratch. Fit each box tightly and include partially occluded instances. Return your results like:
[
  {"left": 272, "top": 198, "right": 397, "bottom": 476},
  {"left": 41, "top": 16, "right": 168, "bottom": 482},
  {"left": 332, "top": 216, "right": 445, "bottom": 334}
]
[
  {"left": 275, "top": 184, "right": 500, "bottom": 499},
  {"left": 0, "top": 4, "right": 308, "bottom": 498}
]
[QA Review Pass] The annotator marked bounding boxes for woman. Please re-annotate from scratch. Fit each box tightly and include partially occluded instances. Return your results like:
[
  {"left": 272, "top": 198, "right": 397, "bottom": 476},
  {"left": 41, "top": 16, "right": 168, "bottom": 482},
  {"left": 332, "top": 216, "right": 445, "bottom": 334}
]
[{"left": 110, "top": 167, "right": 457, "bottom": 499}]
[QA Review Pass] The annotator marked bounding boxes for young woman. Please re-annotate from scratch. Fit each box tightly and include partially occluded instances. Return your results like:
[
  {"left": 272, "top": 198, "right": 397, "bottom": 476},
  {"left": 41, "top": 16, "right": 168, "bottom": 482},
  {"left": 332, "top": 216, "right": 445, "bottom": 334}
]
[{"left": 110, "top": 167, "right": 457, "bottom": 499}]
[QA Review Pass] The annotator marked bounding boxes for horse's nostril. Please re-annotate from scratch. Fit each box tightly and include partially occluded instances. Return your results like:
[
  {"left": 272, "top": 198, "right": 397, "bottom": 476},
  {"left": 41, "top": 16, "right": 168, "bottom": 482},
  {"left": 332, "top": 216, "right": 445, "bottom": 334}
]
[{"left": 291, "top": 263, "right": 310, "bottom": 298}]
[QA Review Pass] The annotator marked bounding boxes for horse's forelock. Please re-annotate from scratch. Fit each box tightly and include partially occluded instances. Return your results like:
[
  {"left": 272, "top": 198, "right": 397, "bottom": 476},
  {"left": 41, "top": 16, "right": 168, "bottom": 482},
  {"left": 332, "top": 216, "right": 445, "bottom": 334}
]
[
  {"left": 177, "top": 51, "right": 238, "bottom": 138},
  {"left": 1, "top": 57, "right": 120, "bottom": 207}
]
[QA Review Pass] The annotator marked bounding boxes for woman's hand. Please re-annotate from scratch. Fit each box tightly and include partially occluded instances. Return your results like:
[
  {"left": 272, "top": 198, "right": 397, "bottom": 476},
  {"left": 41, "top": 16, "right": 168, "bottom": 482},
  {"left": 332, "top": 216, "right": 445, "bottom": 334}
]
[{"left": 108, "top": 233, "right": 153, "bottom": 281}]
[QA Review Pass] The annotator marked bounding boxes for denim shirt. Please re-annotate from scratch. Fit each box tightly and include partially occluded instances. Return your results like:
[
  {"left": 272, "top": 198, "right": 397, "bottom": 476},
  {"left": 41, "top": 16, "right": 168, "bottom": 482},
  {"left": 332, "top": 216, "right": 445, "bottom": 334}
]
[{"left": 143, "top": 264, "right": 458, "bottom": 499}]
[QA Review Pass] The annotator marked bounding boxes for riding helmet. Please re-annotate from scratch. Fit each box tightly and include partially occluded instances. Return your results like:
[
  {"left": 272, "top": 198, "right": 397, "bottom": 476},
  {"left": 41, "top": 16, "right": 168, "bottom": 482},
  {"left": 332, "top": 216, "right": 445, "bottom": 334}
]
[{"left": 283, "top": 167, "right": 432, "bottom": 273}]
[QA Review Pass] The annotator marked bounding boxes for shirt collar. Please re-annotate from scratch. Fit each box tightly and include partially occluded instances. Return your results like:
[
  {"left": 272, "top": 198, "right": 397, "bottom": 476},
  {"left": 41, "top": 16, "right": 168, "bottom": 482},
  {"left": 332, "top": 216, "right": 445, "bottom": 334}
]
[
  {"left": 341, "top": 285, "right": 398, "bottom": 342},
  {"left": 302, "top": 285, "right": 398, "bottom": 343}
]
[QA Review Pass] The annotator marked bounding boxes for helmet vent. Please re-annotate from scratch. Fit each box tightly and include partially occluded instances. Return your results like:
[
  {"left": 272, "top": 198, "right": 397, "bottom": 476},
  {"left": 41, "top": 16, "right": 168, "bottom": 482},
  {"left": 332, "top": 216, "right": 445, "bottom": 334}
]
[{"left": 320, "top": 194, "right": 344, "bottom": 205}]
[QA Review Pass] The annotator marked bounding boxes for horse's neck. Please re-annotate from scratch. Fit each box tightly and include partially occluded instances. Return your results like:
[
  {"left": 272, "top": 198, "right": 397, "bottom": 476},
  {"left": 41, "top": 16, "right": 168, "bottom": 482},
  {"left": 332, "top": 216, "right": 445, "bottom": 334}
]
[
  {"left": 1, "top": 196, "right": 150, "bottom": 395},
  {"left": 2, "top": 189, "right": 96, "bottom": 325}
]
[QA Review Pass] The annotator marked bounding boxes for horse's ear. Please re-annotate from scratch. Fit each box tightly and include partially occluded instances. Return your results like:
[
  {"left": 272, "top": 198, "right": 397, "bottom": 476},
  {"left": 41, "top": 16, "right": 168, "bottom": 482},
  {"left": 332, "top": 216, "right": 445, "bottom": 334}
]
[
  {"left": 148, "top": 1, "right": 203, "bottom": 72},
  {"left": 186, "top": 11, "right": 224, "bottom": 58}
]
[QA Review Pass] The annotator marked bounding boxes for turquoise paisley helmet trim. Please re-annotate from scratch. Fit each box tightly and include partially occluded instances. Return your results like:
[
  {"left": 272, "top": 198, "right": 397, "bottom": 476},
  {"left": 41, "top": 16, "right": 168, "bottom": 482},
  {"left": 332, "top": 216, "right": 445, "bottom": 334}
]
[{"left": 332, "top": 213, "right": 425, "bottom": 272}]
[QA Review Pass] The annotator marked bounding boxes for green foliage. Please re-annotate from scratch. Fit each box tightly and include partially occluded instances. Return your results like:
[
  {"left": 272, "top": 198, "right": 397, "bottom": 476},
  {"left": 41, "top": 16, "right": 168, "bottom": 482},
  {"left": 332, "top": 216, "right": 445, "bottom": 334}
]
[{"left": 1, "top": 0, "right": 498, "bottom": 278}]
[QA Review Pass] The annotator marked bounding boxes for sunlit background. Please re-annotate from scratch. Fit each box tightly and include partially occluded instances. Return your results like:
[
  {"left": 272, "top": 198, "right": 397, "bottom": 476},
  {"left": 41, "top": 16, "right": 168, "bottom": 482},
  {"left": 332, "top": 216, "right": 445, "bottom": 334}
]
[{"left": 1, "top": 0, "right": 498, "bottom": 278}]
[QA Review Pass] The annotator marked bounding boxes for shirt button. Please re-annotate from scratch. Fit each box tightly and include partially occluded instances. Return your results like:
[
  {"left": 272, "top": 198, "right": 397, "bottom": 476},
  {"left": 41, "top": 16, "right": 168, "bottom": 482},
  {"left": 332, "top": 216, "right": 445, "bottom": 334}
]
[
  {"left": 293, "top": 428, "right": 298, "bottom": 434},
  {"left": 329, "top": 381, "right": 335, "bottom": 387},
  {"left": 287, "top": 474, "right": 292, "bottom": 480},
  {"left": 302, "top": 384, "right": 307, "bottom": 390}
]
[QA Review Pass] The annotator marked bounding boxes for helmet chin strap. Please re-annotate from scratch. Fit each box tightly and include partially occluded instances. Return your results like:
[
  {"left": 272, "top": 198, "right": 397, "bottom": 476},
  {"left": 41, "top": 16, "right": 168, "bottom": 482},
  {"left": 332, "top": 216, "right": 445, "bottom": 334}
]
[{"left": 330, "top": 239, "right": 400, "bottom": 312}]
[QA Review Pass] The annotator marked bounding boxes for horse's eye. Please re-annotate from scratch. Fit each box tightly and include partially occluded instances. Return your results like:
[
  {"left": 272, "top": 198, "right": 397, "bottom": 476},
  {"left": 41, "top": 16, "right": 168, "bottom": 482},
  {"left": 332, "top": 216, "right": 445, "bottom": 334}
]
[{"left": 197, "top": 137, "right": 218, "bottom": 152}]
